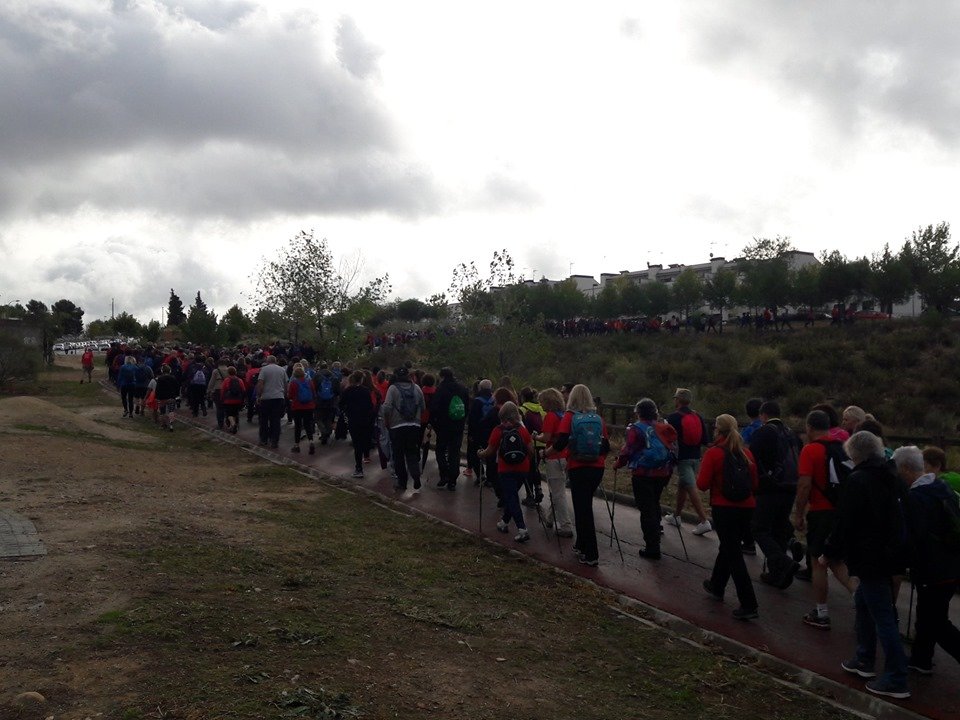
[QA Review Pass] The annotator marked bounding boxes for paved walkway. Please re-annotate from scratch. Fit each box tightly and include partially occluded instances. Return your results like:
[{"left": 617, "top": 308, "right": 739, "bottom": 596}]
[
  {"left": 0, "top": 509, "right": 46, "bottom": 560},
  {"left": 181, "top": 411, "right": 958, "bottom": 719}
]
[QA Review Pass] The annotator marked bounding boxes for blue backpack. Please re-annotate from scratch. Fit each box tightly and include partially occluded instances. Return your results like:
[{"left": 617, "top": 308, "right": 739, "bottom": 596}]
[
  {"left": 296, "top": 379, "right": 314, "bottom": 404},
  {"left": 318, "top": 375, "right": 335, "bottom": 401},
  {"left": 569, "top": 411, "right": 603, "bottom": 462},
  {"left": 628, "top": 423, "right": 669, "bottom": 470}
]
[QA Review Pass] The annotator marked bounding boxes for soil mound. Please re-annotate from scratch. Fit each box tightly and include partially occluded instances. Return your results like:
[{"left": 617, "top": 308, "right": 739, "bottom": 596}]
[{"left": 0, "top": 396, "right": 156, "bottom": 444}]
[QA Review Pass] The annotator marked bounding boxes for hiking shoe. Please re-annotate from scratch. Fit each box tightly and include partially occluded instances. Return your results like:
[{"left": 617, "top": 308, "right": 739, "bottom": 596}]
[
  {"left": 802, "top": 610, "right": 831, "bottom": 630},
  {"left": 664, "top": 514, "right": 681, "bottom": 527},
  {"left": 578, "top": 556, "right": 599, "bottom": 567},
  {"left": 308, "top": 443, "right": 315, "bottom": 455},
  {"left": 702, "top": 580, "right": 723, "bottom": 601},
  {"left": 521, "top": 496, "right": 538, "bottom": 508},
  {"left": 351, "top": 470, "right": 364, "bottom": 479},
  {"left": 841, "top": 658, "right": 877, "bottom": 678},
  {"left": 413, "top": 477, "right": 421, "bottom": 490},
  {"left": 795, "top": 566, "right": 812, "bottom": 582},
  {"left": 692, "top": 520, "right": 713, "bottom": 536},
  {"left": 908, "top": 662, "right": 933, "bottom": 676},
  {"left": 556, "top": 529, "right": 574, "bottom": 538},
  {"left": 865, "top": 679, "right": 910, "bottom": 700},
  {"left": 514, "top": 529, "right": 530, "bottom": 543},
  {"left": 496, "top": 520, "right": 509, "bottom": 533},
  {"left": 463, "top": 468, "right": 473, "bottom": 477},
  {"left": 790, "top": 538, "right": 805, "bottom": 562},
  {"left": 638, "top": 547, "right": 661, "bottom": 560},
  {"left": 436, "top": 479, "right": 449, "bottom": 488},
  {"left": 291, "top": 445, "right": 300, "bottom": 453},
  {"left": 741, "top": 543, "right": 757, "bottom": 555},
  {"left": 732, "top": 606, "right": 758, "bottom": 621}
]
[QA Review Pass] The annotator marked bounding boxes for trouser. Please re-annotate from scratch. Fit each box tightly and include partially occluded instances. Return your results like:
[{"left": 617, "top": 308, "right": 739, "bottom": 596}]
[
  {"left": 293, "top": 409, "right": 315, "bottom": 443},
  {"left": 911, "top": 581, "right": 960, "bottom": 669},
  {"left": 751, "top": 491, "right": 796, "bottom": 575},
  {"left": 569, "top": 466, "right": 603, "bottom": 562},
  {"left": 349, "top": 423, "right": 372, "bottom": 471},
  {"left": 467, "top": 436, "right": 482, "bottom": 475},
  {"left": 316, "top": 405, "right": 335, "bottom": 440},
  {"left": 247, "top": 390, "right": 258, "bottom": 422},
  {"left": 258, "top": 398, "right": 284, "bottom": 446},
  {"left": 390, "top": 425, "right": 422, "bottom": 488},
  {"left": 223, "top": 404, "right": 240, "bottom": 428},
  {"left": 334, "top": 408, "right": 349, "bottom": 439},
  {"left": 854, "top": 577, "right": 908, "bottom": 688},
  {"left": 709, "top": 505, "right": 759, "bottom": 611},
  {"left": 435, "top": 423, "right": 465, "bottom": 485},
  {"left": 498, "top": 472, "right": 527, "bottom": 530},
  {"left": 543, "top": 458, "right": 573, "bottom": 532},
  {"left": 188, "top": 384, "right": 206, "bottom": 416},
  {"left": 214, "top": 399, "right": 225, "bottom": 429},
  {"left": 120, "top": 386, "right": 136, "bottom": 414},
  {"left": 631, "top": 475, "right": 669, "bottom": 552}
]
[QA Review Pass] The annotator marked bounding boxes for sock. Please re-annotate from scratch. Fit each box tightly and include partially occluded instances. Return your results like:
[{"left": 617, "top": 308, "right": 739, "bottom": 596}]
[{"left": 816, "top": 603, "right": 829, "bottom": 618}]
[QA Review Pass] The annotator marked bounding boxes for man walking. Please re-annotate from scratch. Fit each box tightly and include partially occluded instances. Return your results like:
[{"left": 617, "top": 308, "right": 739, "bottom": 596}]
[
  {"left": 430, "top": 367, "right": 470, "bottom": 490},
  {"left": 749, "top": 400, "right": 802, "bottom": 588},
  {"left": 383, "top": 367, "right": 426, "bottom": 491},
  {"left": 665, "top": 388, "right": 711, "bottom": 535},
  {"left": 256, "top": 355, "right": 288, "bottom": 449}
]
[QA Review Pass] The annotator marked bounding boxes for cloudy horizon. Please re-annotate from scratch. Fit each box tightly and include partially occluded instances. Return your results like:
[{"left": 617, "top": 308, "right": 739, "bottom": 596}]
[{"left": 2, "top": 0, "right": 957, "bottom": 325}]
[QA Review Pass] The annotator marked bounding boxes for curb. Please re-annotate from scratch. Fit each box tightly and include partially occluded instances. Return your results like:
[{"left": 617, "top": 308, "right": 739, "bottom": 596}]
[{"left": 177, "top": 416, "right": 925, "bottom": 720}]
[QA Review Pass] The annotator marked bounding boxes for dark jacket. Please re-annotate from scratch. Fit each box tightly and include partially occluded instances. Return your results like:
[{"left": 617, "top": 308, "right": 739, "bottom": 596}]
[
  {"left": 430, "top": 378, "right": 470, "bottom": 429},
  {"left": 906, "top": 477, "right": 960, "bottom": 585},
  {"left": 467, "top": 389, "right": 494, "bottom": 441},
  {"left": 666, "top": 407, "right": 706, "bottom": 461},
  {"left": 748, "top": 419, "right": 800, "bottom": 495},
  {"left": 823, "top": 458, "right": 907, "bottom": 580}
]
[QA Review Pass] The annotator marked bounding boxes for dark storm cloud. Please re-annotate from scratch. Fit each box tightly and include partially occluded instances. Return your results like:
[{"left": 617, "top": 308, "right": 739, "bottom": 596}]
[
  {"left": 0, "top": 1, "right": 439, "bottom": 220},
  {"left": 690, "top": 1, "right": 960, "bottom": 145}
]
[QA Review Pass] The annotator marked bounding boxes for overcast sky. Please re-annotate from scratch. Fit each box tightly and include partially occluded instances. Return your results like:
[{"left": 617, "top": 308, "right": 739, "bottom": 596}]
[{"left": 2, "top": 0, "right": 958, "bottom": 324}]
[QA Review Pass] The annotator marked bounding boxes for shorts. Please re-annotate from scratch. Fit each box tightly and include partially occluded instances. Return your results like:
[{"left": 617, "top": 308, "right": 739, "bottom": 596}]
[
  {"left": 676, "top": 459, "right": 700, "bottom": 489},
  {"left": 806, "top": 510, "right": 837, "bottom": 557},
  {"left": 158, "top": 399, "right": 176, "bottom": 415}
]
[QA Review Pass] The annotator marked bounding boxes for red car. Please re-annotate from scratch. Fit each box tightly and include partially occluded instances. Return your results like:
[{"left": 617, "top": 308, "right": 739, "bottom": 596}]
[{"left": 854, "top": 310, "right": 892, "bottom": 320}]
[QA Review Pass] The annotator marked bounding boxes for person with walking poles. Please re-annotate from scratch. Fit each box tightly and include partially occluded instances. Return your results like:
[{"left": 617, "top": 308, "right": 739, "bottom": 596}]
[
  {"left": 697, "top": 414, "right": 760, "bottom": 621},
  {"left": 665, "top": 388, "right": 712, "bottom": 535},
  {"left": 550, "top": 384, "right": 609, "bottom": 567},
  {"left": 430, "top": 367, "right": 470, "bottom": 490},
  {"left": 615, "top": 398, "right": 677, "bottom": 560},
  {"left": 893, "top": 445, "right": 960, "bottom": 675},
  {"left": 535, "top": 388, "right": 574, "bottom": 538},
  {"left": 383, "top": 366, "right": 426, "bottom": 491},
  {"left": 822, "top": 431, "right": 911, "bottom": 700},
  {"left": 478, "top": 401, "right": 534, "bottom": 543},
  {"left": 748, "top": 400, "right": 803, "bottom": 589}
]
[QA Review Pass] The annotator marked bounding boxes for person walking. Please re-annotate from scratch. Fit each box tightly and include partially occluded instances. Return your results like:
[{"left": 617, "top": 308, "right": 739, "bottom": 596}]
[
  {"left": 287, "top": 365, "right": 317, "bottom": 454},
  {"left": 697, "top": 414, "right": 760, "bottom": 620},
  {"left": 665, "top": 388, "right": 712, "bottom": 535},
  {"left": 80, "top": 346, "right": 94, "bottom": 384},
  {"left": 383, "top": 367, "right": 426, "bottom": 491},
  {"left": 478, "top": 401, "right": 534, "bottom": 543},
  {"left": 430, "top": 367, "right": 470, "bottom": 490},
  {"left": 536, "top": 388, "right": 574, "bottom": 538},
  {"left": 551, "top": 384, "right": 609, "bottom": 567},
  {"left": 117, "top": 355, "right": 137, "bottom": 417},
  {"left": 154, "top": 364, "right": 180, "bottom": 432},
  {"left": 218, "top": 366, "right": 246, "bottom": 434},
  {"left": 256, "top": 355, "right": 288, "bottom": 449},
  {"left": 340, "top": 370, "right": 375, "bottom": 478}
]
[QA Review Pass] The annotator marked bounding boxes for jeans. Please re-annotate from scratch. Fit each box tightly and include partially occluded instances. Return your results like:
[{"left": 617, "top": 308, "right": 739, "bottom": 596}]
[
  {"left": 911, "top": 581, "right": 960, "bottom": 669},
  {"left": 631, "top": 475, "right": 668, "bottom": 552},
  {"left": 499, "top": 472, "right": 526, "bottom": 530},
  {"left": 316, "top": 405, "right": 335, "bottom": 440},
  {"left": 751, "top": 491, "right": 795, "bottom": 575},
  {"left": 349, "top": 423, "right": 372, "bottom": 471},
  {"left": 214, "top": 400, "right": 225, "bottom": 429},
  {"left": 543, "top": 458, "right": 573, "bottom": 532},
  {"left": 435, "top": 422, "right": 465, "bottom": 485},
  {"left": 390, "top": 424, "right": 422, "bottom": 488},
  {"left": 569, "top": 466, "right": 604, "bottom": 562},
  {"left": 853, "top": 577, "right": 908, "bottom": 688},
  {"left": 709, "top": 505, "right": 758, "bottom": 611},
  {"left": 258, "top": 398, "right": 284, "bottom": 446},
  {"left": 120, "top": 386, "right": 136, "bottom": 414}
]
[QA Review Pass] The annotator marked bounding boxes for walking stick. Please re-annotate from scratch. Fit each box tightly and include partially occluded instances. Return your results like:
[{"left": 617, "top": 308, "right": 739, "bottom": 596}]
[
  {"left": 478, "top": 461, "right": 485, "bottom": 534},
  {"left": 905, "top": 581, "right": 915, "bottom": 641},
  {"left": 674, "top": 515, "right": 689, "bottom": 561},
  {"left": 609, "top": 469, "right": 619, "bottom": 548},
  {"left": 602, "top": 485, "right": 625, "bottom": 564}
]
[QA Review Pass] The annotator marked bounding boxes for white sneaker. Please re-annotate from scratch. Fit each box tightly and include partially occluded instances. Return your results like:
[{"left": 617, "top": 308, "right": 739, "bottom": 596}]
[
  {"left": 663, "top": 514, "right": 681, "bottom": 527},
  {"left": 692, "top": 520, "right": 713, "bottom": 536},
  {"left": 514, "top": 529, "right": 530, "bottom": 543},
  {"left": 496, "top": 520, "right": 509, "bottom": 533}
]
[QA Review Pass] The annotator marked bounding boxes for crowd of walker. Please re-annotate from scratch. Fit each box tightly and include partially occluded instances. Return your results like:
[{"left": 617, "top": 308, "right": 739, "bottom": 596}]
[{"left": 87, "top": 340, "right": 960, "bottom": 703}]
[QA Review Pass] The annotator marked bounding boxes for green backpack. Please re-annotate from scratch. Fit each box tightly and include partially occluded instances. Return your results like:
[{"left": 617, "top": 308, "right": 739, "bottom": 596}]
[{"left": 448, "top": 395, "right": 466, "bottom": 421}]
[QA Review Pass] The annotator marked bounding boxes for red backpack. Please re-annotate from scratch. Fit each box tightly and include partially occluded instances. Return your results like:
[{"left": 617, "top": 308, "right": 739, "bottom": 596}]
[{"left": 679, "top": 410, "right": 703, "bottom": 446}]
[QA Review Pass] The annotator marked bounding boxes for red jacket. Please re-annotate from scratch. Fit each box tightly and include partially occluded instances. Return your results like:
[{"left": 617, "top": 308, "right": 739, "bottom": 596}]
[
  {"left": 287, "top": 378, "right": 316, "bottom": 411},
  {"left": 696, "top": 438, "right": 758, "bottom": 508}
]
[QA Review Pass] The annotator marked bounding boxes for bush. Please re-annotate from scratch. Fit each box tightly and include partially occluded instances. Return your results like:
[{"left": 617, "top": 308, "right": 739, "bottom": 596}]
[{"left": 0, "top": 331, "right": 41, "bottom": 389}]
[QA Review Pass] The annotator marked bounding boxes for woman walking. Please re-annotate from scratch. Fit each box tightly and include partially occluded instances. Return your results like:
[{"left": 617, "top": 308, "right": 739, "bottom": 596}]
[
  {"left": 697, "top": 414, "right": 760, "bottom": 620},
  {"left": 551, "top": 384, "right": 609, "bottom": 566},
  {"left": 287, "top": 365, "right": 317, "bottom": 454},
  {"left": 535, "top": 388, "right": 574, "bottom": 538}
]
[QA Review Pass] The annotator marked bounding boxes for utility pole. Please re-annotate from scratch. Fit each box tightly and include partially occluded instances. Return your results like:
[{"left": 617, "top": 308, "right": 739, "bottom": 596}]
[{"left": 111, "top": 298, "right": 114, "bottom": 319}]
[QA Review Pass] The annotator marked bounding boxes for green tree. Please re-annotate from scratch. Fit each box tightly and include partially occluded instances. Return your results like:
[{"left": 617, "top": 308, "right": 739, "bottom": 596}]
[
  {"left": 253, "top": 307, "right": 286, "bottom": 340},
  {"left": 182, "top": 292, "right": 219, "bottom": 345},
  {"left": 111, "top": 311, "right": 142, "bottom": 338},
  {"left": 86, "top": 319, "right": 112, "bottom": 338},
  {"left": 141, "top": 319, "right": 163, "bottom": 343},
  {"left": 396, "top": 298, "right": 430, "bottom": 322},
  {"left": 167, "top": 289, "right": 186, "bottom": 326},
  {"left": 549, "top": 279, "right": 587, "bottom": 319},
  {"left": 791, "top": 264, "right": 824, "bottom": 316},
  {"left": 900, "top": 223, "right": 960, "bottom": 313},
  {"left": 702, "top": 268, "right": 737, "bottom": 332},
  {"left": 619, "top": 281, "right": 645, "bottom": 316},
  {"left": 51, "top": 299, "right": 84, "bottom": 336},
  {"left": 868, "top": 244, "right": 912, "bottom": 314},
  {"left": 739, "top": 236, "right": 793, "bottom": 321},
  {"left": 671, "top": 269, "right": 703, "bottom": 320},
  {"left": 818, "top": 250, "right": 855, "bottom": 309},
  {"left": 643, "top": 281, "right": 673, "bottom": 318},
  {"left": 219, "top": 304, "right": 252, "bottom": 343}
]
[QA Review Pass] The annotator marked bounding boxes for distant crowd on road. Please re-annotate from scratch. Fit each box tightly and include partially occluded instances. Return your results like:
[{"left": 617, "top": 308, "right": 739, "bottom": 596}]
[{"left": 89, "top": 338, "right": 959, "bottom": 703}]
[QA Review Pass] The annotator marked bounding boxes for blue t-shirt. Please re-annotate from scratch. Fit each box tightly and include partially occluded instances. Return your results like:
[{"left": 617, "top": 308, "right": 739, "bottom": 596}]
[{"left": 741, "top": 418, "right": 762, "bottom": 444}]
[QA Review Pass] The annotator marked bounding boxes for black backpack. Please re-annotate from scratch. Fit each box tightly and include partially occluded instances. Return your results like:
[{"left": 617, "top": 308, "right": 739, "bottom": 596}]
[
  {"left": 722, "top": 449, "right": 753, "bottom": 502},
  {"left": 499, "top": 424, "right": 528, "bottom": 465},
  {"left": 816, "top": 440, "right": 853, "bottom": 506},
  {"left": 768, "top": 423, "right": 800, "bottom": 488}
]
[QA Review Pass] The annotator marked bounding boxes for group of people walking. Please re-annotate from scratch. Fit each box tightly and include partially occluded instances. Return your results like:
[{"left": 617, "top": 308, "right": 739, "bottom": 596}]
[{"left": 97, "top": 340, "right": 959, "bottom": 702}]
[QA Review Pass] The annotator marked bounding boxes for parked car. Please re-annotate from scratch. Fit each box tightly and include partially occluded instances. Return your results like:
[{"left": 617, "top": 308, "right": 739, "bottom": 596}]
[{"left": 854, "top": 310, "right": 892, "bottom": 321}]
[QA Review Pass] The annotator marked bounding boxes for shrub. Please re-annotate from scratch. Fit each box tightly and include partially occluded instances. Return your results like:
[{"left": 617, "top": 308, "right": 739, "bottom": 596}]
[{"left": 0, "top": 331, "right": 41, "bottom": 389}]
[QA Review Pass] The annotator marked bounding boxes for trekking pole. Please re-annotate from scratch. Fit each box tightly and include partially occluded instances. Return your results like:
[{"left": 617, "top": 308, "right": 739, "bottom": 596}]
[
  {"left": 477, "top": 461, "right": 485, "bottom": 534},
  {"left": 602, "top": 486, "right": 625, "bottom": 564},
  {"left": 609, "top": 469, "right": 619, "bottom": 548},
  {"left": 905, "top": 580, "right": 915, "bottom": 641},
  {"left": 674, "top": 515, "right": 689, "bottom": 561}
]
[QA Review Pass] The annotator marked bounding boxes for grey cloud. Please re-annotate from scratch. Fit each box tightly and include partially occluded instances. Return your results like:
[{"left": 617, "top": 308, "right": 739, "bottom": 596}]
[
  {"left": 0, "top": 2, "right": 438, "bottom": 221},
  {"left": 690, "top": 1, "right": 960, "bottom": 145},
  {"left": 336, "top": 15, "right": 383, "bottom": 80},
  {"left": 474, "top": 174, "right": 543, "bottom": 210}
]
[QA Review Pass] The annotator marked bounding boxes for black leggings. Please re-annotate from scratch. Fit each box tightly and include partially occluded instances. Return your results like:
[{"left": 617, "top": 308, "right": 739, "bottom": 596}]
[
  {"left": 293, "top": 409, "right": 315, "bottom": 443},
  {"left": 349, "top": 424, "right": 372, "bottom": 471},
  {"left": 120, "top": 386, "right": 136, "bottom": 414}
]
